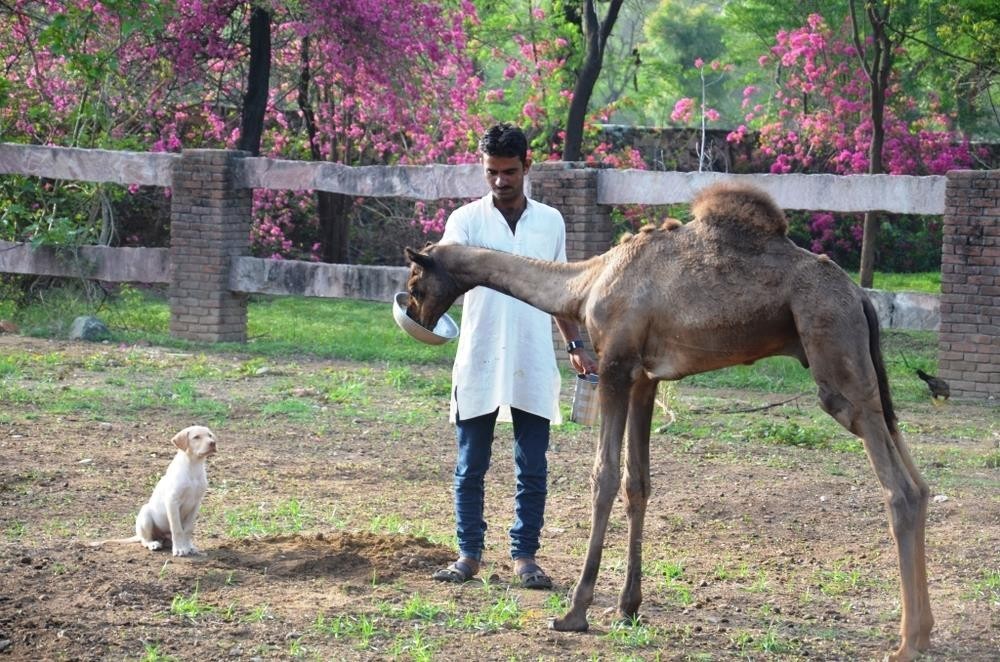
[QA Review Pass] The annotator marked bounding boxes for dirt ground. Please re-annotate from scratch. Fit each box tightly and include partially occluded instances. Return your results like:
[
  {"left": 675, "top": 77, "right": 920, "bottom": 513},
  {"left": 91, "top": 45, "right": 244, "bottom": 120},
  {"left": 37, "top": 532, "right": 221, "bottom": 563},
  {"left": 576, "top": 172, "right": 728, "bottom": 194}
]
[{"left": 1, "top": 335, "right": 998, "bottom": 661}]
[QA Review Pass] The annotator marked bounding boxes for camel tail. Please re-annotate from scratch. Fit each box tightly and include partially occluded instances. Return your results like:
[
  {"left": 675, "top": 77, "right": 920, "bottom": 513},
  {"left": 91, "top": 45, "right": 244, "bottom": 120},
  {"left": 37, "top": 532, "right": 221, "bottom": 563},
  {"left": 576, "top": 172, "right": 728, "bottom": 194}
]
[
  {"left": 89, "top": 535, "right": 141, "bottom": 547},
  {"left": 863, "top": 297, "right": 898, "bottom": 435}
]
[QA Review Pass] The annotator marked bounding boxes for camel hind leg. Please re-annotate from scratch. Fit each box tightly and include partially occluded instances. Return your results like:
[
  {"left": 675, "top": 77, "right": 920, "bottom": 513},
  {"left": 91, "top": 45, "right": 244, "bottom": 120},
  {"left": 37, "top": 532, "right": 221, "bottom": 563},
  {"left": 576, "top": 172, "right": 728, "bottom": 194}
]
[{"left": 801, "top": 312, "right": 932, "bottom": 661}]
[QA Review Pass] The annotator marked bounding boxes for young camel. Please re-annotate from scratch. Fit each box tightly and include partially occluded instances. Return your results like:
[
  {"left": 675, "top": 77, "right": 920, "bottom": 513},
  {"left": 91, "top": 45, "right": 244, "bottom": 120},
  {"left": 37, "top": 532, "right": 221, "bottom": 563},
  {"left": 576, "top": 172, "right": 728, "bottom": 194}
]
[{"left": 404, "top": 182, "right": 932, "bottom": 662}]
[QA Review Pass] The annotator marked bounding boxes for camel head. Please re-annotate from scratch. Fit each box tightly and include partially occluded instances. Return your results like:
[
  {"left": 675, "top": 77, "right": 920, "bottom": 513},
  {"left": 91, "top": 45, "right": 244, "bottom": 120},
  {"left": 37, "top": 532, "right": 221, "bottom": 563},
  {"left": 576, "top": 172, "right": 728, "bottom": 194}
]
[{"left": 403, "top": 244, "right": 464, "bottom": 331}]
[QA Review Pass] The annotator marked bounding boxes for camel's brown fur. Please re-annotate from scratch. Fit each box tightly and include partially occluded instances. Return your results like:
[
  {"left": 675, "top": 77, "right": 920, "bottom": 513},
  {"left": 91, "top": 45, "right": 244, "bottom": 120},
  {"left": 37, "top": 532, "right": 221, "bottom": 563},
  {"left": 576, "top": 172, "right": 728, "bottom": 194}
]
[{"left": 404, "top": 182, "right": 932, "bottom": 661}]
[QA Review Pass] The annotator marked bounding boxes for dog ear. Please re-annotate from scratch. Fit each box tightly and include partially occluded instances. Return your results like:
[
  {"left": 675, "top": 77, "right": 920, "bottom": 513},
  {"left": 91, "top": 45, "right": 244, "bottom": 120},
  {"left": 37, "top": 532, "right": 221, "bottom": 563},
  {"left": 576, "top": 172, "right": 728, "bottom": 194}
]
[
  {"left": 172, "top": 428, "right": 190, "bottom": 451},
  {"left": 405, "top": 247, "right": 434, "bottom": 270}
]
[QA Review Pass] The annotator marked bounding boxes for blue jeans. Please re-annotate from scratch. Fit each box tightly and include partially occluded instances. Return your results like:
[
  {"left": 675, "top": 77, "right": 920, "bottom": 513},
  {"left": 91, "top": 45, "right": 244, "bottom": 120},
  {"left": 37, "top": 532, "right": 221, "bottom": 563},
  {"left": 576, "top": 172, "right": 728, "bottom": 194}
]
[{"left": 454, "top": 407, "right": 550, "bottom": 562}]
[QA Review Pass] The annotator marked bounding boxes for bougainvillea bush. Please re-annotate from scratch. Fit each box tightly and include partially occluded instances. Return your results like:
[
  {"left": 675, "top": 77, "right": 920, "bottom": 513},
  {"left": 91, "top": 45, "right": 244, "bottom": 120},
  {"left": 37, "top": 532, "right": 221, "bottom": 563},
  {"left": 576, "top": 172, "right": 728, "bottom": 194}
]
[
  {"left": 717, "top": 13, "right": 974, "bottom": 272},
  {"left": 783, "top": 211, "right": 943, "bottom": 273}
]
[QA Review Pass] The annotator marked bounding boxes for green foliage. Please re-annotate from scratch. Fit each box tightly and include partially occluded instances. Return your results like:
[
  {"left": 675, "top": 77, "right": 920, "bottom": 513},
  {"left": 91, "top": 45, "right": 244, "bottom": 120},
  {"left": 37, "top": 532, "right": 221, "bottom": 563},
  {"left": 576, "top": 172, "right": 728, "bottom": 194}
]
[
  {"left": 634, "top": 0, "right": 734, "bottom": 126},
  {"left": 0, "top": 177, "right": 105, "bottom": 246}
]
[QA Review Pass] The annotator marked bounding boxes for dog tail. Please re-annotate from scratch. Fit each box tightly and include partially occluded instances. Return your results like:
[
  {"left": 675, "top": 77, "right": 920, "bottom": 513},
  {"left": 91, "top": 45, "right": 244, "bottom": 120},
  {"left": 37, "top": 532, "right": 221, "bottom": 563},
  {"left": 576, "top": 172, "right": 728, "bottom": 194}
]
[{"left": 88, "top": 535, "right": 142, "bottom": 547}]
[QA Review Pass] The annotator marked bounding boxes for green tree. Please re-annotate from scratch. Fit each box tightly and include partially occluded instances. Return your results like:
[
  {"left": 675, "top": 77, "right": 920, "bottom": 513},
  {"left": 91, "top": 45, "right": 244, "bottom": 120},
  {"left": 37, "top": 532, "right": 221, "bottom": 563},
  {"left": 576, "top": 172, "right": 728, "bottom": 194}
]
[{"left": 632, "top": 0, "right": 729, "bottom": 126}]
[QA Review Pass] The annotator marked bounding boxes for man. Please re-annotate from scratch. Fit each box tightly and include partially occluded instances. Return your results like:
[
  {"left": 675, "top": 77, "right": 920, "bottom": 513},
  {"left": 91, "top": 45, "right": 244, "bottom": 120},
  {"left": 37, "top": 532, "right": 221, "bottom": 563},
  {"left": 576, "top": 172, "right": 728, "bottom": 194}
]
[{"left": 431, "top": 123, "right": 597, "bottom": 589}]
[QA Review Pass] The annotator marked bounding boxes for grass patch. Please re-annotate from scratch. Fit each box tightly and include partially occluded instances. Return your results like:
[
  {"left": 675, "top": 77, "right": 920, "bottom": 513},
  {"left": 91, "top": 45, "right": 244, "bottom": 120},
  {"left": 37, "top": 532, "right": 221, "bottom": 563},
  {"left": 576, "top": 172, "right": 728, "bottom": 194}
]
[
  {"left": 170, "top": 583, "right": 213, "bottom": 622},
  {"left": 852, "top": 271, "right": 940, "bottom": 294},
  {"left": 604, "top": 615, "right": 659, "bottom": 648},
  {"left": 378, "top": 594, "right": 449, "bottom": 622},
  {"left": 968, "top": 568, "right": 1000, "bottom": 605},
  {"left": 140, "top": 643, "right": 178, "bottom": 662},
  {"left": 649, "top": 559, "right": 694, "bottom": 606},
  {"left": 450, "top": 589, "right": 524, "bottom": 631},
  {"left": 312, "top": 613, "right": 380, "bottom": 649},
  {"left": 749, "top": 420, "right": 832, "bottom": 449},
  {"left": 224, "top": 499, "right": 308, "bottom": 538}
]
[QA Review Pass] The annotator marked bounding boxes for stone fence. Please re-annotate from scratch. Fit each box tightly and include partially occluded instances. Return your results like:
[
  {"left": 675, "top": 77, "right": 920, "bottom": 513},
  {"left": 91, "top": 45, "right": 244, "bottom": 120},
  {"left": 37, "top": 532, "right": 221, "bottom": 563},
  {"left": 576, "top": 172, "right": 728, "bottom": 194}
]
[{"left": 0, "top": 143, "right": 996, "bottom": 399}]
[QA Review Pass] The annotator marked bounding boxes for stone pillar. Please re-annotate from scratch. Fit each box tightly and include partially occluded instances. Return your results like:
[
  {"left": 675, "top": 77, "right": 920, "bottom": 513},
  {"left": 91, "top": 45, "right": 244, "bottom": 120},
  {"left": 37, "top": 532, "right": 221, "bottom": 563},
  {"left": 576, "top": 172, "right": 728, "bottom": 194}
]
[
  {"left": 169, "top": 149, "right": 251, "bottom": 342},
  {"left": 529, "top": 162, "right": 613, "bottom": 368},
  {"left": 938, "top": 170, "right": 1000, "bottom": 400}
]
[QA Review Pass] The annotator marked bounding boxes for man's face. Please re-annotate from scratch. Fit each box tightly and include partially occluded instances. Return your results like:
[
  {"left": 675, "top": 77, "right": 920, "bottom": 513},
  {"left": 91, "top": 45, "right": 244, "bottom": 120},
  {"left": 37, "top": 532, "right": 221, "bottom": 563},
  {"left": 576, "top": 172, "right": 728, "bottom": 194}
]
[{"left": 483, "top": 154, "right": 531, "bottom": 206}]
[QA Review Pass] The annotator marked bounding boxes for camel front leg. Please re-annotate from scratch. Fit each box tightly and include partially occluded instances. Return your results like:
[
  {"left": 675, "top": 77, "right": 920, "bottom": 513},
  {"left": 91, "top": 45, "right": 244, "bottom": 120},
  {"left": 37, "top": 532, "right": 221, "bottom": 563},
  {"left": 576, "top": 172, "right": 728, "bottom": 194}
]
[
  {"left": 551, "top": 376, "right": 632, "bottom": 632},
  {"left": 617, "top": 377, "right": 657, "bottom": 620}
]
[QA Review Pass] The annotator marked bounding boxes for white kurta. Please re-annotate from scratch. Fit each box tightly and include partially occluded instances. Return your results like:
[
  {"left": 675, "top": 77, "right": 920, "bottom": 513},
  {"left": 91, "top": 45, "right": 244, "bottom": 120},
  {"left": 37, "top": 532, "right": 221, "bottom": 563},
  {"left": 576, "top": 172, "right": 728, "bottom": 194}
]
[{"left": 440, "top": 193, "right": 566, "bottom": 424}]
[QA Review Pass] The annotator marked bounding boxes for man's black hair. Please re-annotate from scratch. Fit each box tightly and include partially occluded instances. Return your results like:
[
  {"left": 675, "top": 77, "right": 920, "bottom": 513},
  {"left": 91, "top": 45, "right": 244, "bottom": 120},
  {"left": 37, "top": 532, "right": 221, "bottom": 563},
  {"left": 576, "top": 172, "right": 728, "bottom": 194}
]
[{"left": 478, "top": 123, "right": 528, "bottom": 164}]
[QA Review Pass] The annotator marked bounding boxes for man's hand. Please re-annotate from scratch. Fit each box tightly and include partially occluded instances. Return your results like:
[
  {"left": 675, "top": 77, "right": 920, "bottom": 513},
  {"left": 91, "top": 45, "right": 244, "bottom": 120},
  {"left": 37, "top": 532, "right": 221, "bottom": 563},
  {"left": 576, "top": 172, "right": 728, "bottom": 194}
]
[{"left": 569, "top": 348, "right": 598, "bottom": 376}]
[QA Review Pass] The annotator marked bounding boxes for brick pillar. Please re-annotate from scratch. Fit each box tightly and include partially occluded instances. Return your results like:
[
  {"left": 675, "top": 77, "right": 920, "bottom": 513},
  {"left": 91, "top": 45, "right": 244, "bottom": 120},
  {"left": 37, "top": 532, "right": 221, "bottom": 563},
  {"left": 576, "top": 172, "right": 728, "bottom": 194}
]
[
  {"left": 169, "top": 149, "right": 251, "bottom": 342},
  {"left": 938, "top": 170, "right": 1000, "bottom": 400},
  {"left": 531, "top": 162, "right": 613, "bottom": 261},
  {"left": 530, "top": 162, "right": 613, "bottom": 367}
]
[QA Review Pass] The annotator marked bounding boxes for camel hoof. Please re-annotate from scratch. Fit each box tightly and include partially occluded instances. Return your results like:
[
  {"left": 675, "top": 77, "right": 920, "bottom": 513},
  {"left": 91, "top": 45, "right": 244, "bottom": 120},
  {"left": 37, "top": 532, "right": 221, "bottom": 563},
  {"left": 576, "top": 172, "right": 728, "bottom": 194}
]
[{"left": 549, "top": 614, "right": 589, "bottom": 632}]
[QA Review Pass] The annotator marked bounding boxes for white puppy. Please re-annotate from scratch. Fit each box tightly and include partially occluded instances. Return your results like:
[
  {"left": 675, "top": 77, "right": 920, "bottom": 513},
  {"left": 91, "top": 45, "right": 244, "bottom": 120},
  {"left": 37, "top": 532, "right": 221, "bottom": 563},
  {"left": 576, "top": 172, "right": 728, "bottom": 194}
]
[{"left": 91, "top": 425, "right": 217, "bottom": 556}]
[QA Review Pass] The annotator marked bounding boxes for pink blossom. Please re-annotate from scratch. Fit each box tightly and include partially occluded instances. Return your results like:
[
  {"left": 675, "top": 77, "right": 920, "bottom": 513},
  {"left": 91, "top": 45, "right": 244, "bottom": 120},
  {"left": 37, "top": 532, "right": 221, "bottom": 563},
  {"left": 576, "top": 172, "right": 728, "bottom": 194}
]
[{"left": 670, "top": 97, "right": 695, "bottom": 124}]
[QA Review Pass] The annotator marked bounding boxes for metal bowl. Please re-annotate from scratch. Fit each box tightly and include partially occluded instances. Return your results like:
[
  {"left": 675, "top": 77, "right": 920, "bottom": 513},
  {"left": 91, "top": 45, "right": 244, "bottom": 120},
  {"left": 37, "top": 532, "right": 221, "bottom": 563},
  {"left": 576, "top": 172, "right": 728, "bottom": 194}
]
[{"left": 392, "top": 292, "right": 459, "bottom": 345}]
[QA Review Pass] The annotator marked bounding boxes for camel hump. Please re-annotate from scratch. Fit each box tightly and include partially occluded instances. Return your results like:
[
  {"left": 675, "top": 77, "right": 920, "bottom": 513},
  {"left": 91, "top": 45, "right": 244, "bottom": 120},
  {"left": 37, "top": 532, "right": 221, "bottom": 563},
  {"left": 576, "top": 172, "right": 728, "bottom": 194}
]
[{"left": 691, "top": 182, "right": 788, "bottom": 236}]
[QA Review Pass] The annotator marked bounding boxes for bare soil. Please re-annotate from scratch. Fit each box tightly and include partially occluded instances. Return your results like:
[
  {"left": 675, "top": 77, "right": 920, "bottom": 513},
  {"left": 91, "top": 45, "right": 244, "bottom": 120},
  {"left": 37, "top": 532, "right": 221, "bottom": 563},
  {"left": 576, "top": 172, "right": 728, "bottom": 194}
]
[{"left": 1, "top": 335, "right": 997, "bottom": 661}]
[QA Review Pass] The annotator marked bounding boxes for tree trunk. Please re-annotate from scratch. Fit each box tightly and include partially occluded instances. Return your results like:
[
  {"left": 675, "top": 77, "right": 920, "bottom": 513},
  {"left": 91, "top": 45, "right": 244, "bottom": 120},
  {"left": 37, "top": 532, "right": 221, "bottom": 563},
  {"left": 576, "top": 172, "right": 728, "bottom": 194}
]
[
  {"left": 858, "top": 78, "right": 887, "bottom": 287},
  {"left": 851, "top": 0, "right": 893, "bottom": 289},
  {"left": 238, "top": 6, "right": 271, "bottom": 156},
  {"left": 317, "top": 191, "right": 352, "bottom": 263},
  {"left": 562, "top": 0, "right": 624, "bottom": 162},
  {"left": 298, "top": 36, "right": 353, "bottom": 263}
]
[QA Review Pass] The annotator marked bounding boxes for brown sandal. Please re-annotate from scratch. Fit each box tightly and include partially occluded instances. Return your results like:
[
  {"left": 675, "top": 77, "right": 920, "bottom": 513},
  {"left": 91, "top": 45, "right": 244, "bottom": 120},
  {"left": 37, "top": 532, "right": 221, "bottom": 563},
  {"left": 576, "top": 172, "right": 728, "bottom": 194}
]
[
  {"left": 516, "top": 563, "right": 553, "bottom": 590},
  {"left": 432, "top": 560, "right": 476, "bottom": 583}
]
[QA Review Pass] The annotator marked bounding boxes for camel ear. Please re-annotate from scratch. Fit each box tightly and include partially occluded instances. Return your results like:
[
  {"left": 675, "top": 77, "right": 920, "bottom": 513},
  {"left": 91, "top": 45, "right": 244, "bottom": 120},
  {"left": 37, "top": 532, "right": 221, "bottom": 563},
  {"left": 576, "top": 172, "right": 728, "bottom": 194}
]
[
  {"left": 172, "top": 428, "right": 191, "bottom": 451},
  {"left": 405, "top": 247, "right": 434, "bottom": 270}
]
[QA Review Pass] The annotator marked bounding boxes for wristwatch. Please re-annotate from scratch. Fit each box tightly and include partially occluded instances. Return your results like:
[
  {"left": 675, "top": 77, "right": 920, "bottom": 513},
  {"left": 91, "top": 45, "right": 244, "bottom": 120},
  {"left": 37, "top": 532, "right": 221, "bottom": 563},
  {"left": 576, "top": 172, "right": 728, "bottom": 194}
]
[{"left": 566, "top": 340, "right": 585, "bottom": 353}]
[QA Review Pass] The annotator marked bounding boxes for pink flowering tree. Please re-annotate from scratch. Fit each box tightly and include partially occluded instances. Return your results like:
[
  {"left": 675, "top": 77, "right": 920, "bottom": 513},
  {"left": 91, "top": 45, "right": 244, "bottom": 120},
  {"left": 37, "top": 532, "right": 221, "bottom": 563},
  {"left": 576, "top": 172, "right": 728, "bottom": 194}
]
[
  {"left": 729, "top": 13, "right": 973, "bottom": 175},
  {"left": 726, "top": 12, "right": 974, "bottom": 277},
  {"left": 1, "top": 1, "right": 484, "bottom": 262}
]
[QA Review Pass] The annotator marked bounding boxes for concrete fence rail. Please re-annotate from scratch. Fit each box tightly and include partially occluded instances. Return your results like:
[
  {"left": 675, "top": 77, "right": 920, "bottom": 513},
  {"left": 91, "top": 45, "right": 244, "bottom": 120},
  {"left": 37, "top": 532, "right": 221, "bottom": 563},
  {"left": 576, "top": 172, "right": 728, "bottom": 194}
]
[{"left": 0, "top": 143, "right": 996, "bottom": 399}]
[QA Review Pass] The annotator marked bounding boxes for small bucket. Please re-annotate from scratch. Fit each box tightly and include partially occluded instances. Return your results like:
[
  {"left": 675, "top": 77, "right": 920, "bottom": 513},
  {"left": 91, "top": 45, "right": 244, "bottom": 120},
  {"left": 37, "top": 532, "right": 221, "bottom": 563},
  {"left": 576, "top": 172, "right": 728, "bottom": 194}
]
[{"left": 570, "top": 373, "right": 600, "bottom": 426}]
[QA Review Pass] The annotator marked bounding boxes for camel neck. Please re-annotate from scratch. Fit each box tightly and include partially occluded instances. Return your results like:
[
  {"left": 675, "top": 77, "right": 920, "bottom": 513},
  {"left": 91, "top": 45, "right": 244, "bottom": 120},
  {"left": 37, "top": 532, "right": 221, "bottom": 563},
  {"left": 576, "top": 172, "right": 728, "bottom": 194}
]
[{"left": 436, "top": 244, "right": 596, "bottom": 321}]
